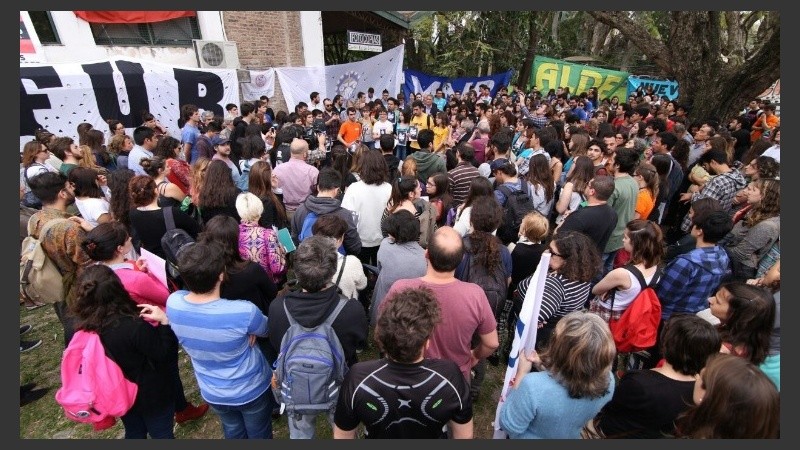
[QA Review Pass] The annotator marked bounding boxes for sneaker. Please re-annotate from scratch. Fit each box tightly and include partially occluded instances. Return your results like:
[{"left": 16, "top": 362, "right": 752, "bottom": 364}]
[
  {"left": 20, "top": 324, "right": 32, "bottom": 336},
  {"left": 20, "top": 339, "right": 42, "bottom": 353},
  {"left": 175, "top": 402, "right": 209, "bottom": 424},
  {"left": 20, "top": 387, "right": 49, "bottom": 407}
]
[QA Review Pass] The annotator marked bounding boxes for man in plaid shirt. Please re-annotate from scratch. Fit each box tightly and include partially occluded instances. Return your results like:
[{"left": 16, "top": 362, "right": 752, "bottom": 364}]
[
  {"left": 656, "top": 210, "right": 732, "bottom": 320},
  {"left": 678, "top": 149, "right": 746, "bottom": 233}
]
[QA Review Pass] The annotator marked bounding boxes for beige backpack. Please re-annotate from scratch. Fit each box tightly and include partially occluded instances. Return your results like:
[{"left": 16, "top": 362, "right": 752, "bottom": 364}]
[{"left": 20, "top": 218, "right": 67, "bottom": 305}]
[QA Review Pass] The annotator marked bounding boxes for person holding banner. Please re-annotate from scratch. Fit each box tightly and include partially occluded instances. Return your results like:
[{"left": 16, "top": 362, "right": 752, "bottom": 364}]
[
  {"left": 515, "top": 231, "right": 601, "bottom": 350},
  {"left": 498, "top": 311, "right": 616, "bottom": 439}
]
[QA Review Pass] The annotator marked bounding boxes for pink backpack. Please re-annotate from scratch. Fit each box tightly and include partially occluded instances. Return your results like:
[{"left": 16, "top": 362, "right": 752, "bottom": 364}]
[{"left": 55, "top": 330, "right": 138, "bottom": 424}]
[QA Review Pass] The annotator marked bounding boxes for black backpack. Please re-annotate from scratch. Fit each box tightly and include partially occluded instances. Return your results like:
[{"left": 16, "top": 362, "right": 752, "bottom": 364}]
[
  {"left": 160, "top": 207, "right": 195, "bottom": 281},
  {"left": 496, "top": 182, "right": 535, "bottom": 245},
  {"left": 458, "top": 238, "right": 508, "bottom": 315}
]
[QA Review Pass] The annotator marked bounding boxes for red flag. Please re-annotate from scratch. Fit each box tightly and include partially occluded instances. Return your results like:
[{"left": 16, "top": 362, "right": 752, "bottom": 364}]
[{"left": 74, "top": 11, "right": 196, "bottom": 24}]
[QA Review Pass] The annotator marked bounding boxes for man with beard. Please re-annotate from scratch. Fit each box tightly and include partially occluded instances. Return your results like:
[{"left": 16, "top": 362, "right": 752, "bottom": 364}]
[
  {"left": 27, "top": 171, "right": 94, "bottom": 342},
  {"left": 48, "top": 137, "right": 82, "bottom": 177}
]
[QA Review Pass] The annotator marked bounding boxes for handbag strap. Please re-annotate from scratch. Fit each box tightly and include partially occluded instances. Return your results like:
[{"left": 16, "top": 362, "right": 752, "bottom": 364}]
[{"left": 162, "top": 207, "right": 176, "bottom": 231}]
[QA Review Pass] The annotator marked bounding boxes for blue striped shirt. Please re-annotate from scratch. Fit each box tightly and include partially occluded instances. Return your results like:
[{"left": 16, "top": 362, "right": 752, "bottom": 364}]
[{"left": 166, "top": 291, "right": 271, "bottom": 406}]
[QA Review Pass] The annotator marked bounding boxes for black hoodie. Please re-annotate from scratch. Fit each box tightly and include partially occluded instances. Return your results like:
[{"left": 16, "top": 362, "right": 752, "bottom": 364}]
[
  {"left": 268, "top": 286, "right": 368, "bottom": 367},
  {"left": 290, "top": 195, "right": 362, "bottom": 255}
]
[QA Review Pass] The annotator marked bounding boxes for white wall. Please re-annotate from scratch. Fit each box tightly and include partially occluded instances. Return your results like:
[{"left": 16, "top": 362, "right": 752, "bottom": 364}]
[
  {"left": 300, "top": 11, "right": 324, "bottom": 67},
  {"left": 39, "top": 11, "right": 225, "bottom": 67}
]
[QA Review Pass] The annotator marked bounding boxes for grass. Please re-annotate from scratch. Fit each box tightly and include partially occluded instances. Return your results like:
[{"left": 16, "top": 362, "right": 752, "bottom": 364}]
[{"left": 19, "top": 302, "right": 507, "bottom": 439}]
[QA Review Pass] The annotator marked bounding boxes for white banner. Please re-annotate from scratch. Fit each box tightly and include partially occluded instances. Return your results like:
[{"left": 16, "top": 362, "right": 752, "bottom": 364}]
[
  {"left": 274, "top": 44, "right": 404, "bottom": 112},
  {"left": 240, "top": 68, "right": 275, "bottom": 101},
  {"left": 492, "top": 253, "right": 550, "bottom": 439},
  {"left": 19, "top": 56, "right": 239, "bottom": 151}
]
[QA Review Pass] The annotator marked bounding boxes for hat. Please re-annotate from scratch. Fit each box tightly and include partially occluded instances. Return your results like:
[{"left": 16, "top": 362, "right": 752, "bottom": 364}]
[
  {"left": 489, "top": 158, "right": 510, "bottom": 172},
  {"left": 211, "top": 135, "right": 230, "bottom": 146}
]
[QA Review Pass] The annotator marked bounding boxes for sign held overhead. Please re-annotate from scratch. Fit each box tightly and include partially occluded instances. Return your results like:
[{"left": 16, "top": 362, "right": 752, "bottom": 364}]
[{"left": 347, "top": 30, "right": 382, "bottom": 53}]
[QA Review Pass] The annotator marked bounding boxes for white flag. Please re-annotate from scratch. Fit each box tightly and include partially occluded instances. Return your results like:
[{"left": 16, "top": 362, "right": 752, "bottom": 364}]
[{"left": 492, "top": 253, "right": 551, "bottom": 439}]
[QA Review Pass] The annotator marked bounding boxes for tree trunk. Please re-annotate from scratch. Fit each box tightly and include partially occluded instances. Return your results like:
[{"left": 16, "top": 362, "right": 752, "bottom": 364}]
[
  {"left": 517, "top": 12, "right": 539, "bottom": 88},
  {"left": 588, "top": 11, "right": 779, "bottom": 121}
]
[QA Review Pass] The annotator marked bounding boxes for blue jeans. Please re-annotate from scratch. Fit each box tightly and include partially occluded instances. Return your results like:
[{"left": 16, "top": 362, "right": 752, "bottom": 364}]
[
  {"left": 209, "top": 389, "right": 274, "bottom": 439},
  {"left": 120, "top": 404, "right": 175, "bottom": 439},
  {"left": 287, "top": 411, "right": 335, "bottom": 439},
  {"left": 396, "top": 144, "right": 407, "bottom": 161}
]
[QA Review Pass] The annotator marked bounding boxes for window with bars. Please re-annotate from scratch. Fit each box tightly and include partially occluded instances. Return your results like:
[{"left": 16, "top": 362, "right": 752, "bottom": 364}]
[{"left": 90, "top": 16, "right": 200, "bottom": 46}]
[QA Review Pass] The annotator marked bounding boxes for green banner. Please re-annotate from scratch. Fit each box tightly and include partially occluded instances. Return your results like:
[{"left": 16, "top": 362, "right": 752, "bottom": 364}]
[{"left": 531, "top": 56, "right": 629, "bottom": 101}]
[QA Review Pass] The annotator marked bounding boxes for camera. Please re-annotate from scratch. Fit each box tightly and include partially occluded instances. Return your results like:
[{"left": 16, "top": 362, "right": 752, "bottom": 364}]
[{"left": 312, "top": 118, "right": 326, "bottom": 134}]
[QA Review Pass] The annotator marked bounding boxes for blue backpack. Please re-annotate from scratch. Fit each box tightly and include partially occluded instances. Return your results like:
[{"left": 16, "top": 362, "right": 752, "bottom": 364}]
[
  {"left": 298, "top": 211, "right": 319, "bottom": 242},
  {"left": 236, "top": 159, "right": 251, "bottom": 192}
]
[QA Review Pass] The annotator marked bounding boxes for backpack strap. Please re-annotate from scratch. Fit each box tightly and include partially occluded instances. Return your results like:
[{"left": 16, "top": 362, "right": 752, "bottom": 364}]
[
  {"left": 622, "top": 264, "right": 660, "bottom": 290},
  {"left": 162, "top": 206, "right": 176, "bottom": 231},
  {"left": 497, "top": 184, "right": 513, "bottom": 206},
  {"left": 334, "top": 257, "right": 346, "bottom": 288},
  {"left": 283, "top": 296, "right": 348, "bottom": 329},
  {"left": 322, "top": 297, "right": 349, "bottom": 327}
]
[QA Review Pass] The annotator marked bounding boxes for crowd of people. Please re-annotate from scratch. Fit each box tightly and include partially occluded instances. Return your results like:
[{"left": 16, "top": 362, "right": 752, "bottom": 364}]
[{"left": 19, "top": 82, "right": 780, "bottom": 439}]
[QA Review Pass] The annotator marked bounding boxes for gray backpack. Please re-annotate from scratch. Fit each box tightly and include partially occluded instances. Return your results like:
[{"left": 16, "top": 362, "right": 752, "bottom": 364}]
[{"left": 272, "top": 294, "right": 348, "bottom": 415}]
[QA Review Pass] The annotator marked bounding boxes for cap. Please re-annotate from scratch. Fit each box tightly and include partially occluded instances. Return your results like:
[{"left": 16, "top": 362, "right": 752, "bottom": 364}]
[
  {"left": 211, "top": 135, "right": 230, "bottom": 146},
  {"left": 489, "top": 158, "right": 510, "bottom": 172}
]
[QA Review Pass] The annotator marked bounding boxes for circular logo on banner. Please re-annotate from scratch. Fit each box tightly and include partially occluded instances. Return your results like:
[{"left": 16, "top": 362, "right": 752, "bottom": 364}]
[
  {"left": 254, "top": 74, "right": 268, "bottom": 88},
  {"left": 337, "top": 71, "right": 360, "bottom": 100}
]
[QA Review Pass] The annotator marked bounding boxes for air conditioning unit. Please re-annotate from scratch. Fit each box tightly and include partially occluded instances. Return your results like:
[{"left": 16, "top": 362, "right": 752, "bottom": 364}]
[{"left": 193, "top": 40, "right": 240, "bottom": 69}]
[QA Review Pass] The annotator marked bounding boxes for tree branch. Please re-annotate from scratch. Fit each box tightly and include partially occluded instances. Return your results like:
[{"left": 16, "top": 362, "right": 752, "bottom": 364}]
[{"left": 587, "top": 11, "right": 670, "bottom": 72}]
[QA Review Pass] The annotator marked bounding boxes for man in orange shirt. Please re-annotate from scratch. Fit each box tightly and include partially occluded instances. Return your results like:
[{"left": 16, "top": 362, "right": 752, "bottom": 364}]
[
  {"left": 408, "top": 100, "right": 433, "bottom": 153},
  {"left": 337, "top": 107, "right": 362, "bottom": 150},
  {"left": 751, "top": 103, "right": 779, "bottom": 142}
]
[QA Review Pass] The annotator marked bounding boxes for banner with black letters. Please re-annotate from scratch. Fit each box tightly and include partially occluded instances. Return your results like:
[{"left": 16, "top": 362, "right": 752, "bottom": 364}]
[{"left": 19, "top": 56, "right": 239, "bottom": 151}]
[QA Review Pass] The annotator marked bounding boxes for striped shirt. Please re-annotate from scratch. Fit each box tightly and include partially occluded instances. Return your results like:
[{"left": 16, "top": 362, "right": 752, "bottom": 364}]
[
  {"left": 448, "top": 161, "right": 481, "bottom": 207},
  {"left": 166, "top": 291, "right": 271, "bottom": 406},
  {"left": 517, "top": 273, "right": 591, "bottom": 325}
]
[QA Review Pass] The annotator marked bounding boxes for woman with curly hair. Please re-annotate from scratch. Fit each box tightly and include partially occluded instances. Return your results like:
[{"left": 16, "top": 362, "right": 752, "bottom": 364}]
[
  {"left": 723, "top": 178, "right": 780, "bottom": 280},
  {"left": 499, "top": 311, "right": 616, "bottom": 439},
  {"left": 516, "top": 230, "right": 601, "bottom": 350},
  {"left": 674, "top": 353, "right": 779, "bottom": 438},
  {"left": 69, "top": 265, "right": 179, "bottom": 438},
  {"left": 107, "top": 168, "right": 136, "bottom": 234}
]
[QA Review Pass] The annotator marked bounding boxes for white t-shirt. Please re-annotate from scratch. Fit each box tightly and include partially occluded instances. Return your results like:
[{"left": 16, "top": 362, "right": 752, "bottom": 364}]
[
  {"left": 75, "top": 197, "right": 111, "bottom": 227},
  {"left": 762, "top": 145, "right": 780, "bottom": 163},
  {"left": 372, "top": 120, "right": 394, "bottom": 148},
  {"left": 341, "top": 181, "right": 393, "bottom": 247}
]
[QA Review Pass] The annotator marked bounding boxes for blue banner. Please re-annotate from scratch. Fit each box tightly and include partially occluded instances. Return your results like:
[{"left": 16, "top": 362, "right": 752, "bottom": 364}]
[
  {"left": 403, "top": 69, "right": 513, "bottom": 101},
  {"left": 627, "top": 76, "right": 679, "bottom": 100}
]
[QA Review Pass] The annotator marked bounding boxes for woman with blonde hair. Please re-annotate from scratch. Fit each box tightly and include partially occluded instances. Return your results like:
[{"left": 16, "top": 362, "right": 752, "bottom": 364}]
[
  {"left": 108, "top": 133, "right": 134, "bottom": 171},
  {"left": 235, "top": 192, "right": 287, "bottom": 285},
  {"left": 499, "top": 311, "right": 616, "bottom": 439}
]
